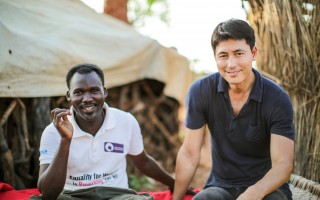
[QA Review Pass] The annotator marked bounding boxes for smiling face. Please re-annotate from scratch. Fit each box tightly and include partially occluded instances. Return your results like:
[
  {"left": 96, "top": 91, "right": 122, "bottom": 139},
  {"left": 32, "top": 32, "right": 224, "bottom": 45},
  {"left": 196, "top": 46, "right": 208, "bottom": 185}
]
[
  {"left": 66, "top": 72, "right": 107, "bottom": 122},
  {"left": 215, "top": 39, "right": 257, "bottom": 87}
]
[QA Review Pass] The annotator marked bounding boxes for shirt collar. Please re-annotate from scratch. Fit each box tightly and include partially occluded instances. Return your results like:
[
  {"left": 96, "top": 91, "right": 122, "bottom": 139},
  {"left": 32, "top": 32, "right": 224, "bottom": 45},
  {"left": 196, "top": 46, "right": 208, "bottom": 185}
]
[
  {"left": 250, "top": 68, "right": 263, "bottom": 102},
  {"left": 69, "top": 102, "right": 116, "bottom": 138},
  {"left": 217, "top": 68, "right": 263, "bottom": 102}
]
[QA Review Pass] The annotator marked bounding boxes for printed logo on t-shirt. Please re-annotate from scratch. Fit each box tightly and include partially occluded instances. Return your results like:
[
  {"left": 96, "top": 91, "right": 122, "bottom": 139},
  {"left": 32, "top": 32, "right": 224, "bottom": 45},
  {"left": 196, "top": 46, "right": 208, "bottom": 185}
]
[
  {"left": 69, "top": 171, "right": 119, "bottom": 187},
  {"left": 40, "top": 149, "right": 48, "bottom": 155},
  {"left": 104, "top": 142, "right": 124, "bottom": 153}
]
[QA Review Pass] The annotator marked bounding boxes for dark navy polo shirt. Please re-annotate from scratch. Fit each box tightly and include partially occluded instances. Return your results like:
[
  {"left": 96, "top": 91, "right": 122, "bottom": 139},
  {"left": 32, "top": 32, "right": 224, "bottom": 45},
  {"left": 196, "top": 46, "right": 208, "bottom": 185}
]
[{"left": 185, "top": 68, "right": 294, "bottom": 191}]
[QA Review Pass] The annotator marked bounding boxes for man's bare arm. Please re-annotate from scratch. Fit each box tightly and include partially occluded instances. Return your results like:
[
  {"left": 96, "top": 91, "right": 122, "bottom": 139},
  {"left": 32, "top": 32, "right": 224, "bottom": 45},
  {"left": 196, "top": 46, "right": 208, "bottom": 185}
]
[
  {"left": 172, "top": 125, "right": 206, "bottom": 200},
  {"left": 37, "top": 109, "right": 73, "bottom": 200},
  {"left": 37, "top": 140, "right": 70, "bottom": 200},
  {"left": 129, "top": 150, "right": 175, "bottom": 189},
  {"left": 237, "top": 134, "right": 294, "bottom": 200}
]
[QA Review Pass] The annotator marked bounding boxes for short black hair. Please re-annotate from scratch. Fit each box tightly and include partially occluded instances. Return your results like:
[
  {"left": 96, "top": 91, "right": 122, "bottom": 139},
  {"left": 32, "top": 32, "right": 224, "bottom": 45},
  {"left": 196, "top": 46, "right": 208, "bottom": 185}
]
[
  {"left": 211, "top": 18, "right": 255, "bottom": 55},
  {"left": 66, "top": 64, "right": 105, "bottom": 89}
]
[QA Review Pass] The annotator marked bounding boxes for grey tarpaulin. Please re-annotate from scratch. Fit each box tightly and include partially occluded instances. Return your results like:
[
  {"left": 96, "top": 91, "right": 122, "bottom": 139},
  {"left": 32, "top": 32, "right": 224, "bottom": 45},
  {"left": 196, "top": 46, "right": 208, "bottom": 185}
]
[{"left": 0, "top": 0, "right": 192, "bottom": 105}]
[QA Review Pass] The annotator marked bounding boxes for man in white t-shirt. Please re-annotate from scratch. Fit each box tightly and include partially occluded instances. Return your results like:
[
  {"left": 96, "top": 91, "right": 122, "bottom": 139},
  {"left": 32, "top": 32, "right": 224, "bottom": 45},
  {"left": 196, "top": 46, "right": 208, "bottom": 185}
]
[{"left": 36, "top": 64, "right": 175, "bottom": 200}]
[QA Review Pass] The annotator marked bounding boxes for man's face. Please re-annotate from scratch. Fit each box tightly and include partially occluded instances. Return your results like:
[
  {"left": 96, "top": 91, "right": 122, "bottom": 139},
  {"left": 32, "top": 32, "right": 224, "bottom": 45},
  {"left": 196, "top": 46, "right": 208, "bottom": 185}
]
[
  {"left": 67, "top": 72, "right": 107, "bottom": 122},
  {"left": 215, "top": 39, "right": 257, "bottom": 86}
]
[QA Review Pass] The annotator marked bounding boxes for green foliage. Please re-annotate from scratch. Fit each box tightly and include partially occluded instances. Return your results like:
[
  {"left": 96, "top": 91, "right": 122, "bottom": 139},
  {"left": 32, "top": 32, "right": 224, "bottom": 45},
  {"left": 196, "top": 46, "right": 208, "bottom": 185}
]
[
  {"left": 127, "top": 0, "right": 169, "bottom": 27},
  {"left": 128, "top": 174, "right": 155, "bottom": 191}
]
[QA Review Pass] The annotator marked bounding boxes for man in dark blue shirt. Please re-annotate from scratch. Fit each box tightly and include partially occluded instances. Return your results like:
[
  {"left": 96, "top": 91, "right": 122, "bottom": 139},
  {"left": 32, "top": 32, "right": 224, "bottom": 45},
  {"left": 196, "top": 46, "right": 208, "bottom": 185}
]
[{"left": 172, "top": 19, "right": 295, "bottom": 200}]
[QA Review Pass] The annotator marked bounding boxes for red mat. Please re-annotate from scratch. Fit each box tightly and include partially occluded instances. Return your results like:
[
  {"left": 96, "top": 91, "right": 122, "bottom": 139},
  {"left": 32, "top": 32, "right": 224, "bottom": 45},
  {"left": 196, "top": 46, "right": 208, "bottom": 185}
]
[
  {"left": 0, "top": 182, "right": 198, "bottom": 200},
  {"left": 0, "top": 182, "right": 41, "bottom": 200}
]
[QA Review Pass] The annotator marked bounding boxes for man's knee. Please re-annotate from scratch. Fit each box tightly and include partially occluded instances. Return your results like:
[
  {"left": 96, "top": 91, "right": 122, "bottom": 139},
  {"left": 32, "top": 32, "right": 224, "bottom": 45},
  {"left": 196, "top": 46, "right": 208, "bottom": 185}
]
[{"left": 192, "top": 187, "right": 234, "bottom": 200}]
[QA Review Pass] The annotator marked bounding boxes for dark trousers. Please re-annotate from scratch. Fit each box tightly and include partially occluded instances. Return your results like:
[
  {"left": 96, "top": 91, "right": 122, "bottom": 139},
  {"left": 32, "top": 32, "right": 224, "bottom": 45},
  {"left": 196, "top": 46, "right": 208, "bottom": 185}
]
[
  {"left": 192, "top": 186, "right": 292, "bottom": 200},
  {"left": 29, "top": 186, "right": 154, "bottom": 200}
]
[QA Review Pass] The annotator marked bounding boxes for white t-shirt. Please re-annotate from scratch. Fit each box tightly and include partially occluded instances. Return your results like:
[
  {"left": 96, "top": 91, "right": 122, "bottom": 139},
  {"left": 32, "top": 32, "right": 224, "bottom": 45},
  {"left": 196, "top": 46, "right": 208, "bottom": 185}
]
[{"left": 39, "top": 103, "right": 144, "bottom": 190}]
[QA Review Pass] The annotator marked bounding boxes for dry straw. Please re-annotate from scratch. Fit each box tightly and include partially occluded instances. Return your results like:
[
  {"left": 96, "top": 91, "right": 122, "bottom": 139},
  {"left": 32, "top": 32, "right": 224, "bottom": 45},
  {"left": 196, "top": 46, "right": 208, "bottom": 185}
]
[{"left": 245, "top": 0, "right": 320, "bottom": 182}]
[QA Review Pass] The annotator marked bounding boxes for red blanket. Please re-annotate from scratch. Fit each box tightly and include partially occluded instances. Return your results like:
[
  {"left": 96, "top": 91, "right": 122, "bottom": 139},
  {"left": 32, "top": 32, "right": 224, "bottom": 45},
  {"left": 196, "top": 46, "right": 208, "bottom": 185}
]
[
  {"left": 0, "top": 182, "right": 41, "bottom": 199},
  {"left": 0, "top": 182, "right": 198, "bottom": 200}
]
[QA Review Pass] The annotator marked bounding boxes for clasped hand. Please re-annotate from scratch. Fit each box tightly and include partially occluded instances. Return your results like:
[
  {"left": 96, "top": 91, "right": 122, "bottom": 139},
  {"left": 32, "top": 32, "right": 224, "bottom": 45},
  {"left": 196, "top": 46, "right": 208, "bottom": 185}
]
[{"left": 51, "top": 108, "right": 73, "bottom": 140}]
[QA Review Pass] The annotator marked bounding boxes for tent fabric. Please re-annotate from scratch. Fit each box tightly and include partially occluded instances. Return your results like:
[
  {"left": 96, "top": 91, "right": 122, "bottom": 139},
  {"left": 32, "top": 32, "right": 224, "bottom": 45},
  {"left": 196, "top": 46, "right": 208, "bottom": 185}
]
[
  {"left": 0, "top": 182, "right": 198, "bottom": 200},
  {"left": 0, "top": 0, "right": 192, "bottom": 105}
]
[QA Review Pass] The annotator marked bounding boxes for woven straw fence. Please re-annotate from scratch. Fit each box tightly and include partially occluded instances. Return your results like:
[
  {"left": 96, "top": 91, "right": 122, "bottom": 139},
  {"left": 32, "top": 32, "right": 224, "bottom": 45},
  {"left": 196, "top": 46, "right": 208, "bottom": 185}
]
[{"left": 290, "top": 174, "right": 320, "bottom": 199}]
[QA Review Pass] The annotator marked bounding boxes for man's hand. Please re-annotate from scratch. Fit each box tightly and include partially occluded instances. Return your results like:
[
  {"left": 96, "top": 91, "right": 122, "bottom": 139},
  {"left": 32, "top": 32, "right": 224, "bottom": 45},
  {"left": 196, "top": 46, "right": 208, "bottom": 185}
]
[
  {"left": 51, "top": 108, "right": 73, "bottom": 140},
  {"left": 170, "top": 186, "right": 198, "bottom": 196},
  {"left": 236, "top": 186, "right": 263, "bottom": 200},
  {"left": 186, "top": 187, "right": 198, "bottom": 196}
]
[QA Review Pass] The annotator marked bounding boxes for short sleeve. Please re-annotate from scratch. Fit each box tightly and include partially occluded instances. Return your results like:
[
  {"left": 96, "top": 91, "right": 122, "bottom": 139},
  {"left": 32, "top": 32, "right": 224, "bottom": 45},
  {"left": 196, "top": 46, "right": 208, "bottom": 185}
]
[
  {"left": 269, "top": 92, "right": 295, "bottom": 140},
  {"left": 127, "top": 114, "right": 144, "bottom": 155},
  {"left": 185, "top": 80, "right": 206, "bottom": 129},
  {"left": 39, "top": 123, "right": 60, "bottom": 165}
]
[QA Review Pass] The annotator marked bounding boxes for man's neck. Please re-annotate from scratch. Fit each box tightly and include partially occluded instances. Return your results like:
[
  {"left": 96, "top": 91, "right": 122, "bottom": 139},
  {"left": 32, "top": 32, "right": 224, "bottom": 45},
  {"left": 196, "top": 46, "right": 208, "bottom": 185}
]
[
  {"left": 228, "top": 71, "right": 255, "bottom": 94},
  {"left": 228, "top": 71, "right": 255, "bottom": 116},
  {"left": 75, "top": 110, "right": 105, "bottom": 136}
]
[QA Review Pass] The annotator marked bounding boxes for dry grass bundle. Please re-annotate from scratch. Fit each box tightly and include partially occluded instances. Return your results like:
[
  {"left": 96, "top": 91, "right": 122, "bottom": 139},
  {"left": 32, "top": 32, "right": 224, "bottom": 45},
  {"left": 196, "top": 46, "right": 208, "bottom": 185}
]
[{"left": 245, "top": 0, "right": 320, "bottom": 182}]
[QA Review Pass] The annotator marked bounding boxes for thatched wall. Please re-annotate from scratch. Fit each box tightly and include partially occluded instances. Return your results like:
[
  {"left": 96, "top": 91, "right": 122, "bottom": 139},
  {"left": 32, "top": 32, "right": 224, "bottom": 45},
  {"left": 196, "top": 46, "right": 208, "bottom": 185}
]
[{"left": 245, "top": 0, "right": 320, "bottom": 182}]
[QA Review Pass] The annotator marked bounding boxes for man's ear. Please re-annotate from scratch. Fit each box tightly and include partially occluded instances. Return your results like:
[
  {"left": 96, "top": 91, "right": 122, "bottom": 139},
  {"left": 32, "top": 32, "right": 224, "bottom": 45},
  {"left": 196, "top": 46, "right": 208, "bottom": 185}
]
[
  {"left": 66, "top": 91, "right": 71, "bottom": 101},
  {"left": 104, "top": 88, "right": 108, "bottom": 99},
  {"left": 252, "top": 46, "right": 258, "bottom": 61}
]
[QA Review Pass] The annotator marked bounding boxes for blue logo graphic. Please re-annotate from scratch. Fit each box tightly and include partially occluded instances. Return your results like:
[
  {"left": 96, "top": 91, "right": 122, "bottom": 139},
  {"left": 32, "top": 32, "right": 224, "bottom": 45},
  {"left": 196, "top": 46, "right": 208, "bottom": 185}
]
[
  {"left": 104, "top": 142, "right": 124, "bottom": 153},
  {"left": 40, "top": 150, "right": 48, "bottom": 155}
]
